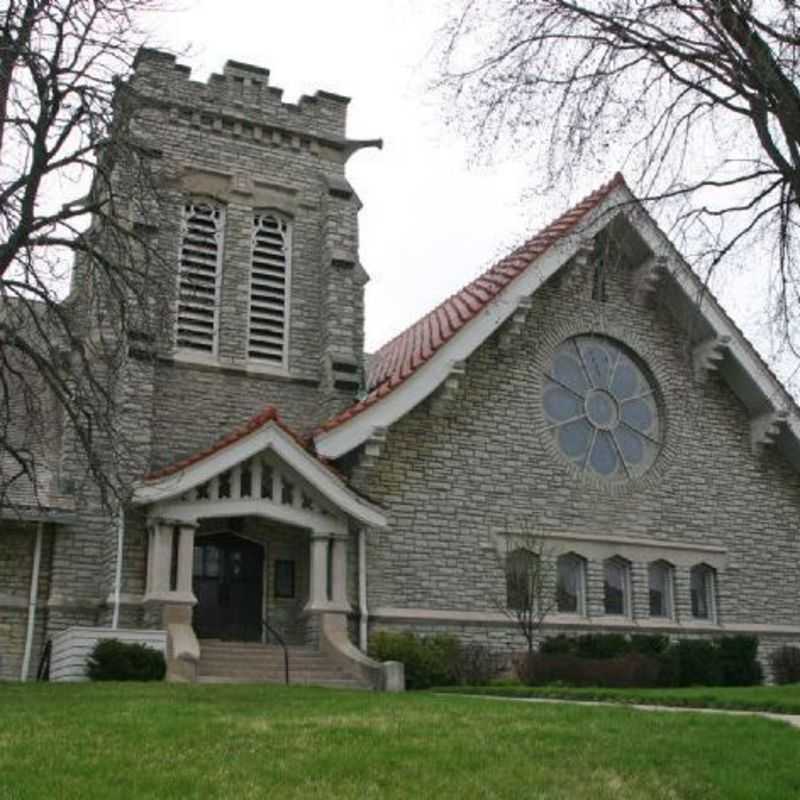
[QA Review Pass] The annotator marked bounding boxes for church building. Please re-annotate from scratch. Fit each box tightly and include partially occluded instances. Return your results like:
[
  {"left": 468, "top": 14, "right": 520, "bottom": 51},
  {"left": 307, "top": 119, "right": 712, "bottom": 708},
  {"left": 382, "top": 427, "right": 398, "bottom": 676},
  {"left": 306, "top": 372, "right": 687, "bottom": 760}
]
[{"left": 1, "top": 50, "right": 798, "bottom": 688}]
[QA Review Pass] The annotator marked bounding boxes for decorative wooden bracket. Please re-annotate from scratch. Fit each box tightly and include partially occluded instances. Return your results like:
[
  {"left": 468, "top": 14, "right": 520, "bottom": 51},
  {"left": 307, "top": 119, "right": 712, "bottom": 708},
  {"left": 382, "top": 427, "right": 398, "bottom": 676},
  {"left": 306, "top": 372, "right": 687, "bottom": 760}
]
[
  {"left": 360, "top": 427, "right": 388, "bottom": 469},
  {"left": 693, "top": 335, "right": 732, "bottom": 382},
  {"left": 498, "top": 296, "right": 533, "bottom": 351},
  {"left": 751, "top": 410, "right": 788, "bottom": 455},
  {"left": 429, "top": 361, "right": 467, "bottom": 417},
  {"left": 572, "top": 239, "right": 595, "bottom": 270},
  {"left": 632, "top": 256, "right": 668, "bottom": 304}
]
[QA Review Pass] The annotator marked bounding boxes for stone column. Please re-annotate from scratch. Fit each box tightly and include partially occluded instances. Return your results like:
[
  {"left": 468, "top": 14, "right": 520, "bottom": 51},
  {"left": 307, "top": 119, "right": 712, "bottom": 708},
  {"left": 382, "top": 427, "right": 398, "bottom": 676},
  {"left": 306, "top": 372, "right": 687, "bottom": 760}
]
[
  {"left": 143, "top": 520, "right": 197, "bottom": 621},
  {"left": 144, "top": 519, "right": 199, "bottom": 684},
  {"left": 308, "top": 530, "right": 331, "bottom": 611},
  {"left": 146, "top": 522, "right": 174, "bottom": 598},
  {"left": 330, "top": 533, "right": 349, "bottom": 609},
  {"left": 176, "top": 523, "right": 197, "bottom": 596}
]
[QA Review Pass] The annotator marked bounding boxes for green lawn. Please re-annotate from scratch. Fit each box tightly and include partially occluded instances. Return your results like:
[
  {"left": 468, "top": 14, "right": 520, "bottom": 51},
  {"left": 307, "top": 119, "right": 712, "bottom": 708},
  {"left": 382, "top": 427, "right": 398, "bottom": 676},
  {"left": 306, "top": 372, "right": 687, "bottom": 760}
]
[
  {"left": 1, "top": 683, "right": 799, "bottom": 800},
  {"left": 438, "top": 683, "right": 800, "bottom": 714}
]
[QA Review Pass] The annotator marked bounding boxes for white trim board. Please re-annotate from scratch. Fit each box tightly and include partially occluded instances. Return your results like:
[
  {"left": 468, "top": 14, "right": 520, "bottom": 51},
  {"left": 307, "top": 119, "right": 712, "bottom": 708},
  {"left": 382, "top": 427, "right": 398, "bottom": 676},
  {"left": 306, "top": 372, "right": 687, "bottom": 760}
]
[
  {"left": 133, "top": 420, "right": 387, "bottom": 529},
  {"left": 371, "top": 607, "right": 800, "bottom": 636}
]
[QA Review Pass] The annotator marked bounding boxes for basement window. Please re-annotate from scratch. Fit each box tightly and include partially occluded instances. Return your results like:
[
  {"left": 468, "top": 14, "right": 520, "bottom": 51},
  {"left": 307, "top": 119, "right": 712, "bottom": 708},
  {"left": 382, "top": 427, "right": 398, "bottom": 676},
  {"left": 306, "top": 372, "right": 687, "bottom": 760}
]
[
  {"left": 176, "top": 201, "right": 225, "bottom": 354},
  {"left": 248, "top": 212, "right": 291, "bottom": 366}
]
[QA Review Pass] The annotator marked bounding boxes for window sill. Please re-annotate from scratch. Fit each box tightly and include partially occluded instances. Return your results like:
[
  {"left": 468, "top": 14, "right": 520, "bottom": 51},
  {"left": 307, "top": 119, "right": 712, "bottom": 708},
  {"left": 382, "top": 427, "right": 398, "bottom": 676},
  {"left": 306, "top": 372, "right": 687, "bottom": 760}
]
[{"left": 170, "top": 349, "right": 291, "bottom": 378}]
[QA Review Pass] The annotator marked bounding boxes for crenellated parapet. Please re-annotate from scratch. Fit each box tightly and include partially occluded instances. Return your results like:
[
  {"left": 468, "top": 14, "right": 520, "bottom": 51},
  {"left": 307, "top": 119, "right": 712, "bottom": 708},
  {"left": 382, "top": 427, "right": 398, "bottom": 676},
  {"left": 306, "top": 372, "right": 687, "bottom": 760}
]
[{"left": 128, "top": 48, "right": 353, "bottom": 153}]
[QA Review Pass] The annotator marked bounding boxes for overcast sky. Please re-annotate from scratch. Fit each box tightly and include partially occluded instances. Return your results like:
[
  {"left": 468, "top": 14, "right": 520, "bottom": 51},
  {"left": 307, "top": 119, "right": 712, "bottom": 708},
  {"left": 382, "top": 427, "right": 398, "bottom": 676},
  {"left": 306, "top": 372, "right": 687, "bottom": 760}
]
[{"left": 145, "top": 0, "right": 779, "bottom": 371}]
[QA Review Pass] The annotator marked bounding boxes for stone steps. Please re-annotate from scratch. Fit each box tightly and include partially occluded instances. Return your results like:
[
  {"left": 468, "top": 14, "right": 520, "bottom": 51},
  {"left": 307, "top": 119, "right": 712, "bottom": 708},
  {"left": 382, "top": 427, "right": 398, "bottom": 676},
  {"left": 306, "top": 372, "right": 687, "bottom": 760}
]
[{"left": 197, "top": 639, "right": 365, "bottom": 688}]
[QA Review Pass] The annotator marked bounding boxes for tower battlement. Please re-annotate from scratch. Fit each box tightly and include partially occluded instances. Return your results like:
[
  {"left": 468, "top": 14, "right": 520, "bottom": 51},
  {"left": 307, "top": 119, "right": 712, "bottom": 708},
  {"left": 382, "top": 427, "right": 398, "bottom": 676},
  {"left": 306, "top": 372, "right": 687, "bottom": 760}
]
[{"left": 130, "top": 48, "right": 350, "bottom": 142}]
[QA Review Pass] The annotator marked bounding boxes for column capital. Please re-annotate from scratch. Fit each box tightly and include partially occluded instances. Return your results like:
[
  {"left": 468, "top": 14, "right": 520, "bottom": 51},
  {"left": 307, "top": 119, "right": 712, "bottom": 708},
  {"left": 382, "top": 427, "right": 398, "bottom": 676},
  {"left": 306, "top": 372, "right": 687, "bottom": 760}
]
[
  {"left": 148, "top": 518, "right": 198, "bottom": 530},
  {"left": 310, "top": 529, "right": 348, "bottom": 541}
]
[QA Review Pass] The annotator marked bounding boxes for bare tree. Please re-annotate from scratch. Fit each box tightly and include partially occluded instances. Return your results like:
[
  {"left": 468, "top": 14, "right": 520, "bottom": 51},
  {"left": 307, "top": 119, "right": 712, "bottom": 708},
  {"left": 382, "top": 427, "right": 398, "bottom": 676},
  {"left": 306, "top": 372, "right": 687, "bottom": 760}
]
[
  {"left": 497, "top": 526, "right": 558, "bottom": 655},
  {"left": 0, "top": 1, "right": 170, "bottom": 511},
  {"left": 438, "top": 0, "right": 800, "bottom": 360}
]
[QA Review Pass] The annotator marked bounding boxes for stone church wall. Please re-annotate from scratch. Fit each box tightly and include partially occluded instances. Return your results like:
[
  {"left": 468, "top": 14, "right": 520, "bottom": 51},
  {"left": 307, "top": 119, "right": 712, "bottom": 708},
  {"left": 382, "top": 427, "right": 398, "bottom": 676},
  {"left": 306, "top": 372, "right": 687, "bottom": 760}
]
[{"left": 356, "top": 249, "right": 800, "bottom": 666}]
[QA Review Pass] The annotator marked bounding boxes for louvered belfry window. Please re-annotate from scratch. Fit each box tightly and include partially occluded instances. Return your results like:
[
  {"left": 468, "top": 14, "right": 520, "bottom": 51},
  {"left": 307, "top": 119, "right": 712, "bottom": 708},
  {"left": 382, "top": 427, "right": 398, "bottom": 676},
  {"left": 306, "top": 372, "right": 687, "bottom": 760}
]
[
  {"left": 176, "top": 201, "right": 224, "bottom": 353},
  {"left": 249, "top": 212, "right": 290, "bottom": 364}
]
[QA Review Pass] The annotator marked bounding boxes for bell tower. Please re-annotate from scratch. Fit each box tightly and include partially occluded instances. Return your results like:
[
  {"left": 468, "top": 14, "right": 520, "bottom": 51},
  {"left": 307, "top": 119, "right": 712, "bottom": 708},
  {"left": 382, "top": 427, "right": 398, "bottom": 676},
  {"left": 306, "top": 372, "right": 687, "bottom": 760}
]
[{"left": 115, "top": 49, "right": 378, "bottom": 434}]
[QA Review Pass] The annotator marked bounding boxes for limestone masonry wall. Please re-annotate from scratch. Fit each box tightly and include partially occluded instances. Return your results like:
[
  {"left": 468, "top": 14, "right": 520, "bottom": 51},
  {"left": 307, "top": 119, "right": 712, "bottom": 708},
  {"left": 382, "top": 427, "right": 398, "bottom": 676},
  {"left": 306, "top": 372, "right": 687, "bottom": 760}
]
[{"left": 355, "top": 249, "right": 800, "bottom": 662}]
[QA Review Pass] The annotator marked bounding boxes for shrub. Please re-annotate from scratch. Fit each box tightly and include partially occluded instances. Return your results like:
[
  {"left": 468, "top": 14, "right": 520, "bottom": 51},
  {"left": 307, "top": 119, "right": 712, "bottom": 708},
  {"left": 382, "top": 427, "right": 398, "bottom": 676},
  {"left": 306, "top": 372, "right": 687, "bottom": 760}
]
[
  {"left": 369, "top": 631, "right": 462, "bottom": 689},
  {"left": 525, "top": 634, "right": 762, "bottom": 688},
  {"left": 671, "top": 639, "right": 721, "bottom": 687},
  {"left": 539, "top": 635, "right": 576, "bottom": 656},
  {"left": 717, "top": 635, "right": 763, "bottom": 686},
  {"left": 629, "top": 634, "right": 670, "bottom": 657},
  {"left": 575, "top": 633, "right": 630, "bottom": 659},
  {"left": 539, "top": 633, "right": 669, "bottom": 660},
  {"left": 450, "top": 644, "right": 504, "bottom": 686},
  {"left": 515, "top": 652, "right": 662, "bottom": 688},
  {"left": 86, "top": 639, "right": 166, "bottom": 682},
  {"left": 769, "top": 646, "right": 800, "bottom": 685}
]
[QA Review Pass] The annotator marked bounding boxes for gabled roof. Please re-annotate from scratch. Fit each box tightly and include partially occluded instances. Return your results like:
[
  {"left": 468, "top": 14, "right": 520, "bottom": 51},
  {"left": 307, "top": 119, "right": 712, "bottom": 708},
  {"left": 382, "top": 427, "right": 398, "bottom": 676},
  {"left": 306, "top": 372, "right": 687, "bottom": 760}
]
[
  {"left": 313, "top": 173, "right": 800, "bottom": 470},
  {"left": 135, "top": 406, "right": 386, "bottom": 528},
  {"left": 316, "top": 173, "right": 626, "bottom": 438},
  {"left": 144, "top": 406, "right": 308, "bottom": 482}
]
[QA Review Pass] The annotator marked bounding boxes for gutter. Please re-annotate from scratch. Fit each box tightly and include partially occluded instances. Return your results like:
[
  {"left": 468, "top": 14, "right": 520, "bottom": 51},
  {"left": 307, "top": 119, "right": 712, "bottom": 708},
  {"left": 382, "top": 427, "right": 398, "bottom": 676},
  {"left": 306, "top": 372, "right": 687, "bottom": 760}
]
[
  {"left": 358, "top": 528, "right": 368, "bottom": 652},
  {"left": 20, "top": 522, "right": 43, "bottom": 681},
  {"left": 111, "top": 506, "right": 125, "bottom": 629}
]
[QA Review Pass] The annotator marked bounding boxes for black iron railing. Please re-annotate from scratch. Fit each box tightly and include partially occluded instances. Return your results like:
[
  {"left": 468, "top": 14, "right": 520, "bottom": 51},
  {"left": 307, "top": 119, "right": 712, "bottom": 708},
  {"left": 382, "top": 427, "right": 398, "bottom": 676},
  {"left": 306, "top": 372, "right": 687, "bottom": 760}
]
[
  {"left": 262, "top": 620, "right": 289, "bottom": 685},
  {"left": 36, "top": 639, "right": 52, "bottom": 681}
]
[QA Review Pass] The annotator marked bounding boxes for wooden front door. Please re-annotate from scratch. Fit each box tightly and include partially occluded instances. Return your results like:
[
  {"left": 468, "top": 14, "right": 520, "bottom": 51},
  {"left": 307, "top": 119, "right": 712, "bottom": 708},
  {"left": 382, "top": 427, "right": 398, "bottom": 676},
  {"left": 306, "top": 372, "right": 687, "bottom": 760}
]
[{"left": 192, "top": 534, "right": 264, "bottom": 641}]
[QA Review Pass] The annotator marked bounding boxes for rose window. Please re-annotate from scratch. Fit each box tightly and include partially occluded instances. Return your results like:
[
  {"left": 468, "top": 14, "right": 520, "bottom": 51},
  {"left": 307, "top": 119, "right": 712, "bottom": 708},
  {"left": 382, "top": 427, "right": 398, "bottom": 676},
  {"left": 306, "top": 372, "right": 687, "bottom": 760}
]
[{"left": 542, "top": 336, "right": 661, "bottom": 480}]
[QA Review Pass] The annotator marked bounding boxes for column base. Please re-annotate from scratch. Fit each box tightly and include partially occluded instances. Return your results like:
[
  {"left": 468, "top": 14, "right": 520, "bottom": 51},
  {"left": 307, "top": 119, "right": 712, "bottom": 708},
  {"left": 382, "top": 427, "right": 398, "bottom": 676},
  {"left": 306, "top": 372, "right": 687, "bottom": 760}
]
[{"left": 142, "top": 595, "right": 199, "bottom": 682}]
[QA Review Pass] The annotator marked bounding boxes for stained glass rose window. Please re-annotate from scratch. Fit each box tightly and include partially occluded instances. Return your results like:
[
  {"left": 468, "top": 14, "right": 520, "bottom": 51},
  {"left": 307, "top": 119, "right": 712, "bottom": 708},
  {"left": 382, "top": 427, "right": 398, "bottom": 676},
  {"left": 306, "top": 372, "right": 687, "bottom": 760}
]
[{"left": 542, "top": 336, "right": 661, "bottom": 480}]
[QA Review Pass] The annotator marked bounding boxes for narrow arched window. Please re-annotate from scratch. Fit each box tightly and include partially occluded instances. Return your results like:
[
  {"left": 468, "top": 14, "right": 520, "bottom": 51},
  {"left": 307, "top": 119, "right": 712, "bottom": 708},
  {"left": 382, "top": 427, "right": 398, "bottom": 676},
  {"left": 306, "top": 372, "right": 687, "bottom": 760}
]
[
  {"left": 648, "top": 560, "right": 674, "bottom": 618},
  {"left": 176, "top": 201, "right": 225, "bottom": 353},
  {"left": 556, "top": 553, "right": 586, "bottom": 614},
  {"left": 248, "top": 211, "right": 291, "bottom": 365},
  {"left": 690, "top": 564, "right": 716, "bottom": 621},
  {"left": 506, "top": 548, "right": 537, "bottom": 610},
  {"left": 603, "top": 557, "right": 630, "bottom": 616}
]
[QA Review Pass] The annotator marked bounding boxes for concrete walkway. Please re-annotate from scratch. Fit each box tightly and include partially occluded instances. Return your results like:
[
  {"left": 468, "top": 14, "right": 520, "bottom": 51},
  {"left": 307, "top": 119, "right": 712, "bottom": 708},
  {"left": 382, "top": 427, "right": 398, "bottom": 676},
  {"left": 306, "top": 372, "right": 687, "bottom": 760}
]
[{"left": 454, "top": 693, "right": 800, "bottom": 730}]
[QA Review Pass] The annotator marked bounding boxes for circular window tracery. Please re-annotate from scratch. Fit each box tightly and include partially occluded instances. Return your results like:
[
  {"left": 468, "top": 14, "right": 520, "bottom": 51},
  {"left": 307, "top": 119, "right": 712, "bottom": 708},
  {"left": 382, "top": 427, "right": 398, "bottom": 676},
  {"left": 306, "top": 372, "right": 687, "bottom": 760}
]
[{"left": 542, "top": 336, "right": 662, "bottom": 480}]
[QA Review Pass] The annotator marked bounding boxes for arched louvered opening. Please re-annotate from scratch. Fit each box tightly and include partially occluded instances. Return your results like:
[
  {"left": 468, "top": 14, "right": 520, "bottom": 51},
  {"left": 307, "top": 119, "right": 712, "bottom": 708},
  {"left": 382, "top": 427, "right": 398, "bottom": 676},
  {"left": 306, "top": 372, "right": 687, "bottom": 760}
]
[
  {"left": 249, "top": 212, "right": 290, "bottom": 365},
  {"left": 176, "top": 201, "right": 225, "bottom": 353}
]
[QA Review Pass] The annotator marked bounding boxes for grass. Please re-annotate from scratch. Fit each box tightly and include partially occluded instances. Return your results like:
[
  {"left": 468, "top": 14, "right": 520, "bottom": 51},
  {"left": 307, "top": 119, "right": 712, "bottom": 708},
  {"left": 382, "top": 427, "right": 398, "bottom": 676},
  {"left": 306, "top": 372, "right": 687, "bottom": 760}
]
[
  {"left": 436, "top": 682, "right": 800, "bottom": 714},
  {"left": 0, "top": 683, "right": 799, "bottom": 799}
]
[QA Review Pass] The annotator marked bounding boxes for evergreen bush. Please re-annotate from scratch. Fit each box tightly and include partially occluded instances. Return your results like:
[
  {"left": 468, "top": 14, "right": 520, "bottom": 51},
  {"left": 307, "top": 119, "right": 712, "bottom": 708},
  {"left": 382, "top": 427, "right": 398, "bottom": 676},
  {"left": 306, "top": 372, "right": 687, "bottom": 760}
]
[
  {"left": 86, "top": 639, "right": 166, "bottom": 682},
  {"left": 717, "top": 635, "right": 763, "bottom": 686},
  {"left": 769, "top": 646, "right": 800, "bottom": 685}
]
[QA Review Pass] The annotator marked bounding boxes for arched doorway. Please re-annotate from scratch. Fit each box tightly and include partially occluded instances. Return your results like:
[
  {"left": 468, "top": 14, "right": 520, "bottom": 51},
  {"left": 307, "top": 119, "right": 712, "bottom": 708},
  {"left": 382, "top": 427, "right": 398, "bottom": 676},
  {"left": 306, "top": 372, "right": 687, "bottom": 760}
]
[{"left": 192, "top": 533, "right": 264, "bottom": 641}]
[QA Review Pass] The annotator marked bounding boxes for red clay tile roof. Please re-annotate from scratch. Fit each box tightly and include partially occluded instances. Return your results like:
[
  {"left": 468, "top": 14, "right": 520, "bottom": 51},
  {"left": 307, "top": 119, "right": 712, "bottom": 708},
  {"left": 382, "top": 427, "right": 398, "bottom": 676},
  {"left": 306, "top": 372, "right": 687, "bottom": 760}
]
[
  {"left": 316, "top": 172, "right": 627, "bottom": 435},
  {"left": 144, "top": 405, "right": 310, "bottom": 482}
]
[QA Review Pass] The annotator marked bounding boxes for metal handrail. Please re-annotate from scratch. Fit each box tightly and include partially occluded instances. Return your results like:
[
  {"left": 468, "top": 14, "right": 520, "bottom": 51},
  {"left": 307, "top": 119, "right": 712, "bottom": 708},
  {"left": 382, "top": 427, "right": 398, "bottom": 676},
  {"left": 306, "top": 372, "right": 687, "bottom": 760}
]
[
  {"left": 36, "top": 639, "right": 52, "bottom": 681},
  {"left": 262, "top": 619, "right": 290, "bottom": 685}
]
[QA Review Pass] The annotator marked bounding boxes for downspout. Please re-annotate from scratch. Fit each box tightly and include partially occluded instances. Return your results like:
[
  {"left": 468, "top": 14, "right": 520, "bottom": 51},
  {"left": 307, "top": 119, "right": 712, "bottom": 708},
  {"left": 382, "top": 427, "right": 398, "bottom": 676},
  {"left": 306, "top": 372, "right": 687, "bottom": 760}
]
[
  {"left": 111, "top": 505, "right": 125, "bottom": 630},
  {"left": 358, "top": 528, "right": 368, "bottom": 652},
  {"left": 20, "top": 522, "right": 43, "bottom": 681}
]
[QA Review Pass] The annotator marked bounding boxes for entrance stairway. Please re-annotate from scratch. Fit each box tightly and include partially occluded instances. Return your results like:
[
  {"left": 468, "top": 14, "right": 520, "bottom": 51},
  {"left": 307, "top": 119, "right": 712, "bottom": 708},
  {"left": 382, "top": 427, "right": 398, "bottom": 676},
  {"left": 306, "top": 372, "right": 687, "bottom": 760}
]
[{"left": 196, "top": 639, "right": 367, "bottom": 688}]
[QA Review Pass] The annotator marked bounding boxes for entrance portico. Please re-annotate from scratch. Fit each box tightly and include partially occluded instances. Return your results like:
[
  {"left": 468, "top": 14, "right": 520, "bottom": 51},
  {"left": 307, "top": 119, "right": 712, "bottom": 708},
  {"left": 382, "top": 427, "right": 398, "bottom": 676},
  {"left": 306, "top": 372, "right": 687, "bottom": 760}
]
[{"left": 132, "top": 408, "right": 392, "bottom": 685}]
